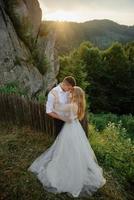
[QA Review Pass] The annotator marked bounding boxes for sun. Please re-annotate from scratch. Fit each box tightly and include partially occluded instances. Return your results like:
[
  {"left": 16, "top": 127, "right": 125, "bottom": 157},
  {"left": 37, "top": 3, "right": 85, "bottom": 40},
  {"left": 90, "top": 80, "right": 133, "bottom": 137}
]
[{"left": 45, "top": 10, "right": 79, "bottom": 22}]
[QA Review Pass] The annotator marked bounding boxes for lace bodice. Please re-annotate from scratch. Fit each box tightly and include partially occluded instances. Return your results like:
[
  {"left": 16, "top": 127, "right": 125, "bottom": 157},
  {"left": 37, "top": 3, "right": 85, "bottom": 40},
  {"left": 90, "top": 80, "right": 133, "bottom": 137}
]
[
  {"left": 50, "top": 89, "right": 78, "bottom": 121},
  {"left": 53, "top": 103, "right": 78, "bottom": 121}
]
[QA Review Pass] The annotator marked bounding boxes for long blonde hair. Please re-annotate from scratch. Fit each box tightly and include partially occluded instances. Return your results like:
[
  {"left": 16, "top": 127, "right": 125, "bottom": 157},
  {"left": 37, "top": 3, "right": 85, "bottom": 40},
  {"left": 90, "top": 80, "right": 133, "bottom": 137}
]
[{"left": 71, "top": 86, "right": 86, "bottom": 120}]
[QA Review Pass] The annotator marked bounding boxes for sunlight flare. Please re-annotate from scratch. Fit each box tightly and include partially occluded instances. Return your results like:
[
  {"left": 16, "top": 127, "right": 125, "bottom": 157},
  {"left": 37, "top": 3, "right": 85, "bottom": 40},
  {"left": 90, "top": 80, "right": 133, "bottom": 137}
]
[{"left": 45, "top": 10, "right": 81, "bottom": 22}]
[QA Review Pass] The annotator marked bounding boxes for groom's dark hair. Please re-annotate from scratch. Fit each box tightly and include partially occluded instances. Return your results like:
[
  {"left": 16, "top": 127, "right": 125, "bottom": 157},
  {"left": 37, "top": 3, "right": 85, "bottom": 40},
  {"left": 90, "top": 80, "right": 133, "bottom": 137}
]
[{"left": 63, "top": 76, "right": 76, "bottom": 87}]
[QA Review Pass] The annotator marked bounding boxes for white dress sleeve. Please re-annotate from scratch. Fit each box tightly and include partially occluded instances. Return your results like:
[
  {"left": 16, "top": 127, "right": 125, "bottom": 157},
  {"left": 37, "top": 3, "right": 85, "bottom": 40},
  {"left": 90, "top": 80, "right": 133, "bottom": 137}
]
[{"left": 53, "top": 103, "right": 78, "bottom": 120}]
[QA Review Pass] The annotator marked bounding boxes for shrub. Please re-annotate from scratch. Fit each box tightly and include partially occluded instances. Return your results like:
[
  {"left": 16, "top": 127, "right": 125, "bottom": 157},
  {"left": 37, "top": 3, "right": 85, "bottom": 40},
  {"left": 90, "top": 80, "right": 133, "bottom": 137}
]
[
  {"left": 31, "top": 48, "right": 50, "bottom": 75},
  {"left": 89, "top": 112, "right": 134, "bottom": 139},
  {"left": 0, "top": 82, "right": 28, "bottom": 96},
  {"left": 89, "top": 112, "right": 119, "bottom": 130},
  {"left": 120, "top": 114, "right": 134, "bottom": 138},
  {"left": 36, "top": 94, "right": 47, "bottom": 104},
  {"left": 89, "top": 122, "right": 134, "bottom": 184}
]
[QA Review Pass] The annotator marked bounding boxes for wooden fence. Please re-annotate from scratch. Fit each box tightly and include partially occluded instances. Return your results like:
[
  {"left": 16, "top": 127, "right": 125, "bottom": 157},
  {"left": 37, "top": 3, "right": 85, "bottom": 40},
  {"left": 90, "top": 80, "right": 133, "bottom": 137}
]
[{"left": 0, "top": 93, "right": 88, "bottom": 137}]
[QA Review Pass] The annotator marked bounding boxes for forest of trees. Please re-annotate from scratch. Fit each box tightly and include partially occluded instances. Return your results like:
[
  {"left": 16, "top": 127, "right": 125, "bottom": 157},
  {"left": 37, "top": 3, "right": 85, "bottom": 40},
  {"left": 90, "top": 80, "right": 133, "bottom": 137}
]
[{"left": 58, "top": 41, "right": 134, "bottom": 115}]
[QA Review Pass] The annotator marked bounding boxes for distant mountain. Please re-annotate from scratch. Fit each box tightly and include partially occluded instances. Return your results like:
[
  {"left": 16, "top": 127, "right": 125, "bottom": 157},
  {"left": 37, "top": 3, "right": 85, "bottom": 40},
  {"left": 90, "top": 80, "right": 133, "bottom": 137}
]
[{"left": 44, "top": 19, "right": 134, "bottom": 54}]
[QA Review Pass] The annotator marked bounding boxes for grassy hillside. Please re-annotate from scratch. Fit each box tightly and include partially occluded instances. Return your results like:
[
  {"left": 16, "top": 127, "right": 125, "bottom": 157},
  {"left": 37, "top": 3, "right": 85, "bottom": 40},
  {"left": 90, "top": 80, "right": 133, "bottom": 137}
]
[
  {"left": 0, "top": 121, "right": 133, "bottom": 200},
  {"left": 44, "top": 19, "right": 134, "bottom": 54}
]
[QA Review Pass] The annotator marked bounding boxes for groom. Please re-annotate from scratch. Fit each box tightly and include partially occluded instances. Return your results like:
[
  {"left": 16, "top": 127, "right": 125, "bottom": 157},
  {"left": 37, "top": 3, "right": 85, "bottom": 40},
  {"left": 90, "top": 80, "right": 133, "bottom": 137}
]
[{"left": 46, "top": 76, "right": 76, "bottom": 137}]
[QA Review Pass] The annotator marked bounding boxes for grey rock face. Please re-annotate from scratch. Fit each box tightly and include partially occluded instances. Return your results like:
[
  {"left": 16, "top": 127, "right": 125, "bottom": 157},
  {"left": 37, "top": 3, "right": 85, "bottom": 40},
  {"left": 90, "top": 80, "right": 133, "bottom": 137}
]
[
  {"left": 0, "top": 0, "right": 43, "bottom": 97},
  {"left": 0, "top": 0, "right": 59, "bottom": 97},
  {"left": 4, "top": 0, "right": 42, "bottom": 48},
  {"left": 37, "top": 30, "right": 59, "bottom": 93}
]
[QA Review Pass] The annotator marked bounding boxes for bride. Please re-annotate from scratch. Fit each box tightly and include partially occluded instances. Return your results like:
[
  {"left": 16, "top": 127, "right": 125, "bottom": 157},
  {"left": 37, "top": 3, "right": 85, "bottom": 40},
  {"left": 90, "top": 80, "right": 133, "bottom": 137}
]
[{"left": 28, "top": 86, "right": 106, "bottom": 198}]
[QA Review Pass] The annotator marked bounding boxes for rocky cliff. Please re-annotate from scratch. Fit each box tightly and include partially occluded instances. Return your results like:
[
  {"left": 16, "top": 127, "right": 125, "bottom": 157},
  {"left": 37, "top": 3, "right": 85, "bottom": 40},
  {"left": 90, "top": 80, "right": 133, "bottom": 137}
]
[{"left": 0, "top": 0, "right": 59, "bottom": 97}]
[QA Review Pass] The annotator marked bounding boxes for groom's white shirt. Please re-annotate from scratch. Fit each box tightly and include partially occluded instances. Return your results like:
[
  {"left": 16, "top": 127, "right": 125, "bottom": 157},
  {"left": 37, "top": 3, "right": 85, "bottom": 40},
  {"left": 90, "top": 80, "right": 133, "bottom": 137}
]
[{"left": 46, "top": 84, "right": 69, "bottom": 115}]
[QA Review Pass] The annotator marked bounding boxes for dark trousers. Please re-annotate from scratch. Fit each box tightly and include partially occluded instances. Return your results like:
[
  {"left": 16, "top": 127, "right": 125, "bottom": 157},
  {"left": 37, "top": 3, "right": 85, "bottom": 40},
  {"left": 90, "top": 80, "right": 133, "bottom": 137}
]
[{"left": 54, "top": 119, "right": 65, "bottom": 137}]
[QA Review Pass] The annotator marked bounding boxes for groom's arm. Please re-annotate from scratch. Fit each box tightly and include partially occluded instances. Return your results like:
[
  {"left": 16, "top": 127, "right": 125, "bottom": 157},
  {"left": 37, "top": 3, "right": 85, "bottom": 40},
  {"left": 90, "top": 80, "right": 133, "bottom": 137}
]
[
  {"left": 46, "top": 92, "right": 64, "bottom": 121},
  {"left": 47, "top": 112, "right": 63, "bottom": 120},
  {"left": 48, "top": 112, "right": 71, "bottom": 122}
]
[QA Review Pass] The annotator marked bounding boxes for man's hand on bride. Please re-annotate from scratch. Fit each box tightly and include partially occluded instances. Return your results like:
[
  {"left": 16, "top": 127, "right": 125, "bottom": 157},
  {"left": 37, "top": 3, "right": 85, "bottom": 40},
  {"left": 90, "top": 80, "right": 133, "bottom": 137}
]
[{"left": 60, "top": 116, "right": 72, "bottom": 123}]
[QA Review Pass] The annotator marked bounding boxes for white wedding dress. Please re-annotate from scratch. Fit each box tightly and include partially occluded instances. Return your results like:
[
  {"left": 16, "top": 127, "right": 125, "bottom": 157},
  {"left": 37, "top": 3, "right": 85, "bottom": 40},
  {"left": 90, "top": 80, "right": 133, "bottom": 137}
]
[{"left": 28, "top": 103, "right": 106, "bottom": 198}]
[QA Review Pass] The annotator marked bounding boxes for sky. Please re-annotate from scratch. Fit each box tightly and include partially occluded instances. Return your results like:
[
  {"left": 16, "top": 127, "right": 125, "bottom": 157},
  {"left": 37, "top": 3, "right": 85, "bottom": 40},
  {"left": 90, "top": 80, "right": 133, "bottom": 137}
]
[{"left": 38, "top": 0, "right": 134, "bottom": 25}]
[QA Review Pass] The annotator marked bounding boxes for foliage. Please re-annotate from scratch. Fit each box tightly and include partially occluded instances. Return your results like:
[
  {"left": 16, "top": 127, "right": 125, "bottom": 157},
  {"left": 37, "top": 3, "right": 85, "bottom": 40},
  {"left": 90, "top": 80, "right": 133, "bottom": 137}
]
[
  {"left": 89, "top": 112, "right": 119, "bottom": 131},
  {"left": 0, "top": 82, "right": 46, "bottom": 104},
  {"left": 0, "top": 82, "right": 28, "bottom": 96},
  {"left": 100, "top": 42, "right": 133, "bottom": 114},
  {"left": 89, "top": 122, "right": 134, "bottom": 184},
  {"left": 58, "top": 49, "right": 89, "bottom": 92},
  {"left": 14, "top": 56, "right": 22, "bottom": 66},
  {"left": 89, "top": 112, "right": 134, "bottom": 139},
  {"left": 31, "top": 47, "right": 50, "bottom": 75},
  {"left": 59, "top": 41, "right": 134, "bottom": 114},
  {"left": 118, "top": 114, "right": 134, "bottom": 139},
  {"left": 35, "top": 93, "right": 47, "bottom": 104}
]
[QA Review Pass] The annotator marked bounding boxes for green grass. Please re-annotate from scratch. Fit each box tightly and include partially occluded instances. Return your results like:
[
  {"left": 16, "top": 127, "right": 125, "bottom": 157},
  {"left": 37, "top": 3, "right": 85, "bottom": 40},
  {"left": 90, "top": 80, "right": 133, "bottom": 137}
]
[{"left": 0, "top": 122, "right": 133, "bottom": 200}]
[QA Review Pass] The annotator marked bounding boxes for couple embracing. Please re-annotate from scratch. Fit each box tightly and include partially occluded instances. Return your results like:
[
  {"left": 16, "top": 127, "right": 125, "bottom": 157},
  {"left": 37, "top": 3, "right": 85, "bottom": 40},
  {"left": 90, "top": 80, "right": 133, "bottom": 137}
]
[{"left": 28, "top": 76, "right": 106, "bottom": 198}]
